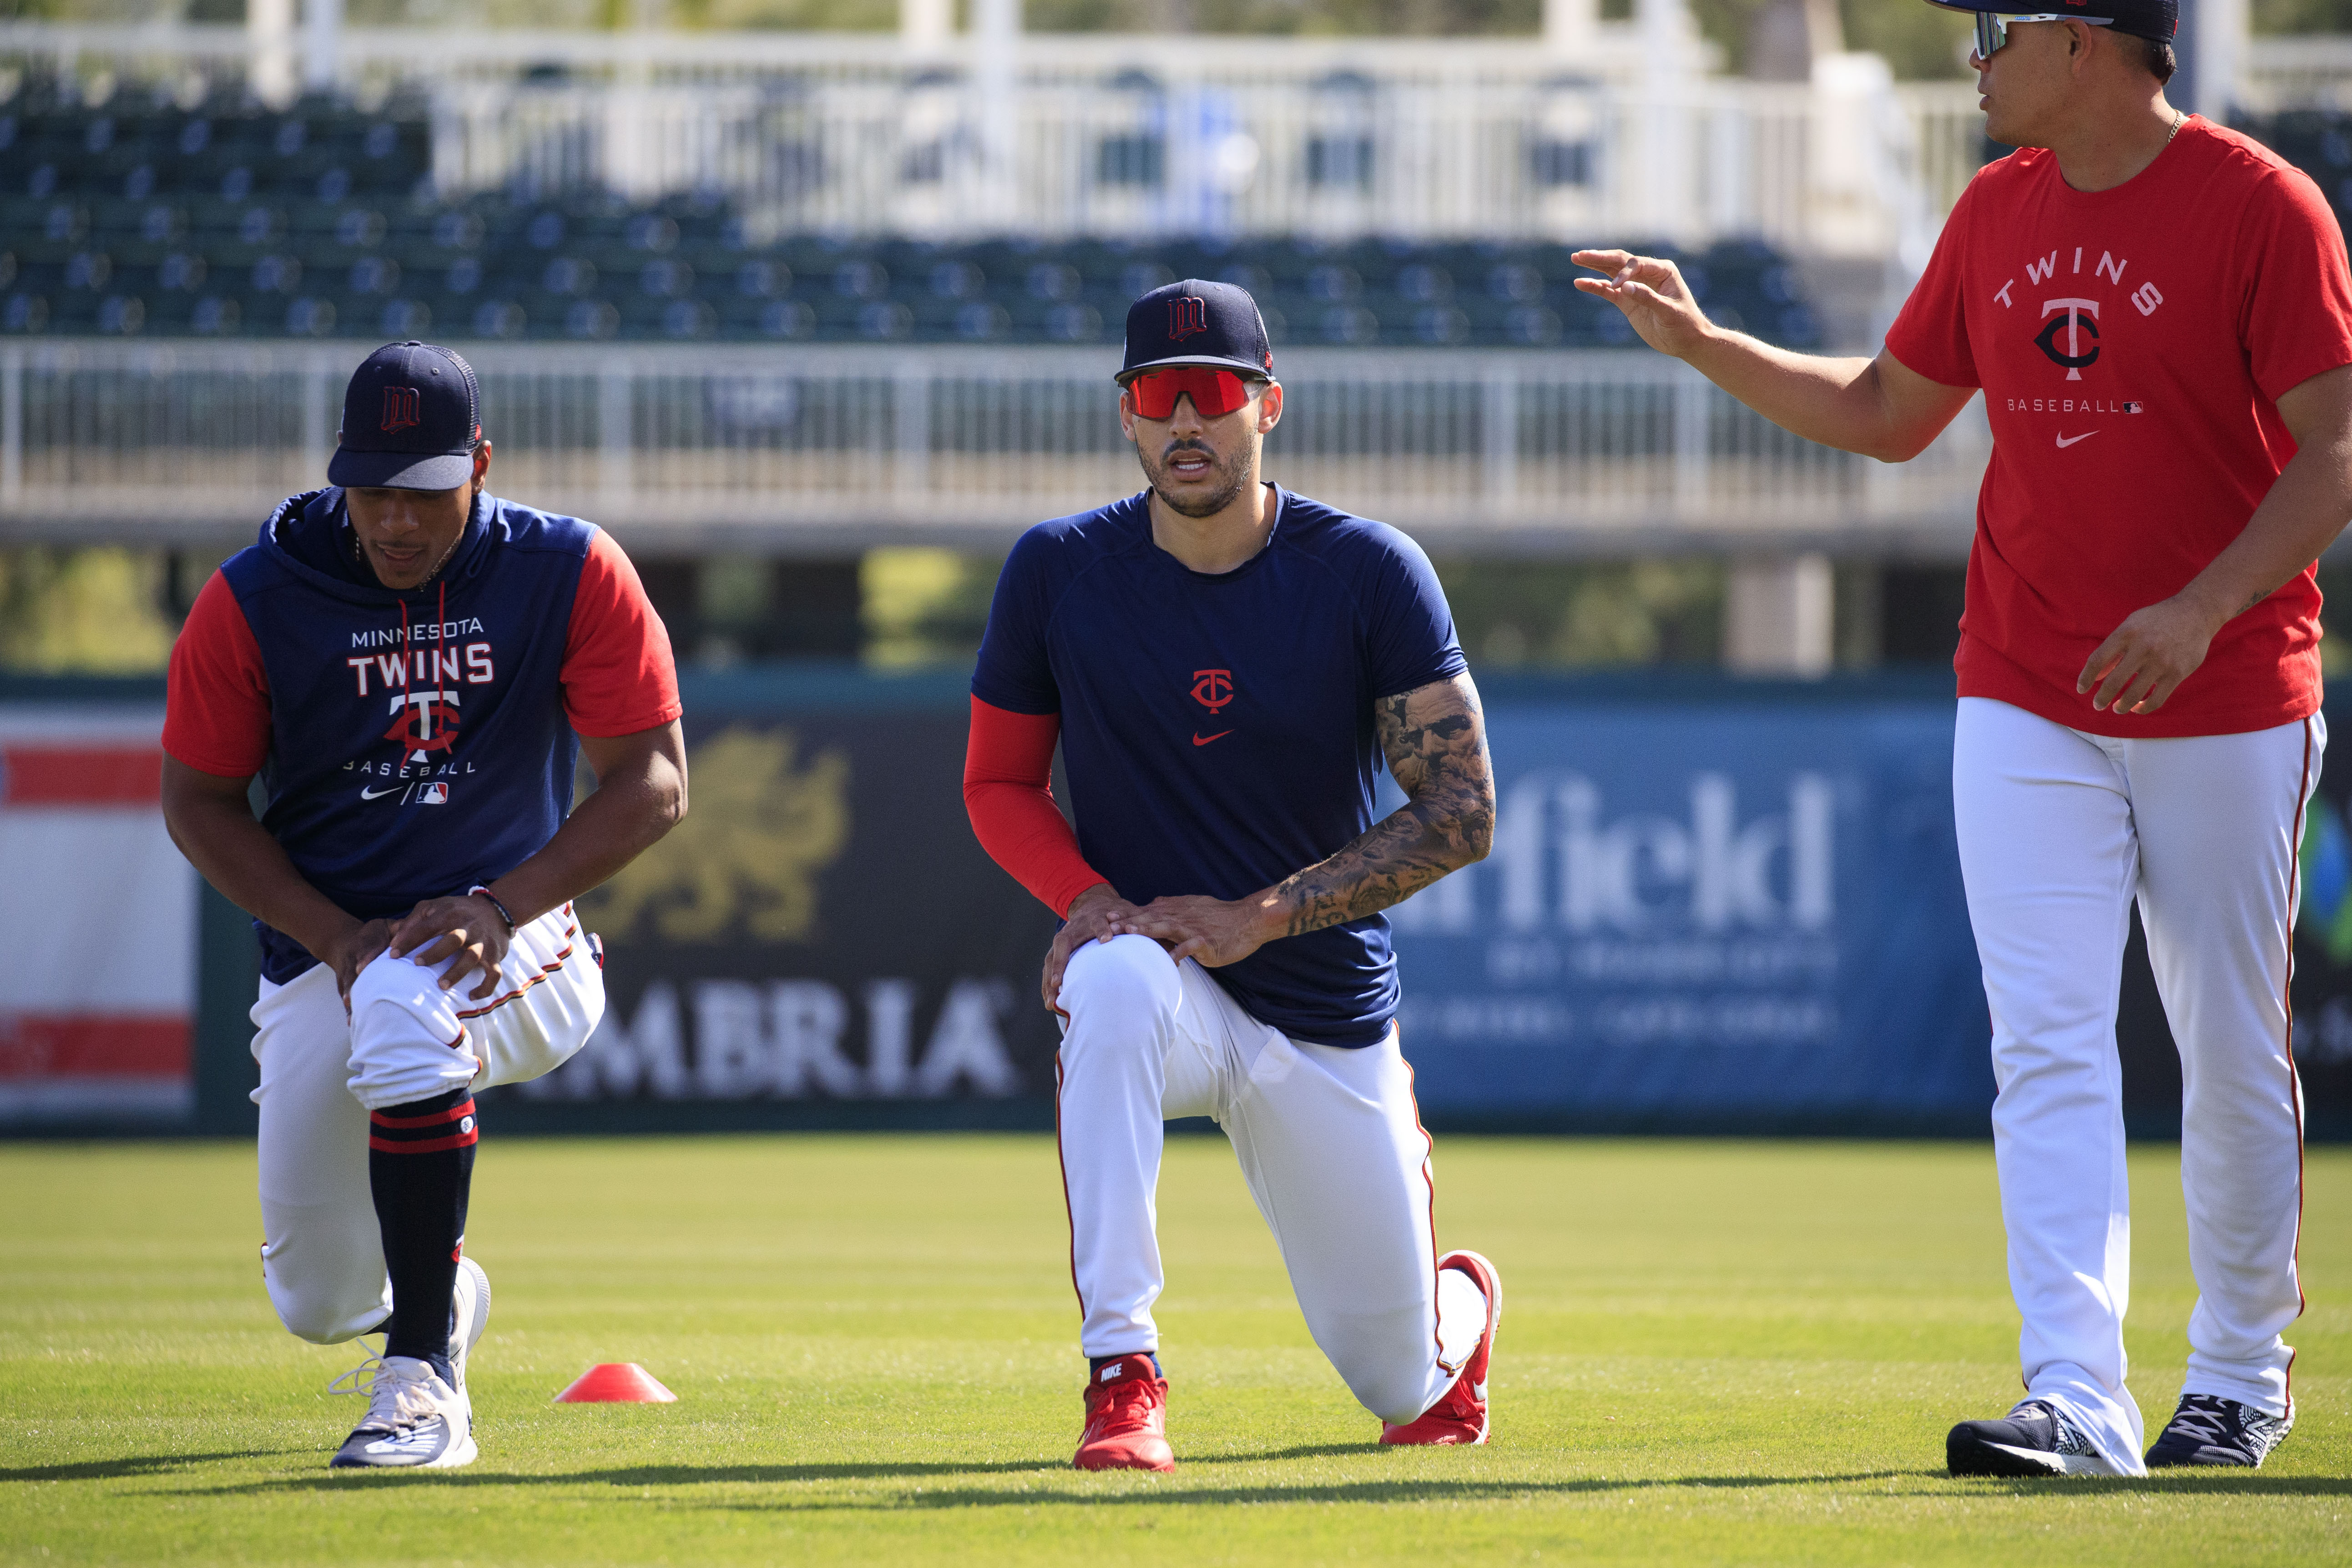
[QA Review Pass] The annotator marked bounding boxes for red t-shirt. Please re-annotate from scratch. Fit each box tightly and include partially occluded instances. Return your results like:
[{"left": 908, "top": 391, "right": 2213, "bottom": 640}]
[
  {"left": 163, "top": 527, "right": 682, "bottom": 777},
  {"left": 1885, "top": 119, "right": 2352, "bottom": 737}
]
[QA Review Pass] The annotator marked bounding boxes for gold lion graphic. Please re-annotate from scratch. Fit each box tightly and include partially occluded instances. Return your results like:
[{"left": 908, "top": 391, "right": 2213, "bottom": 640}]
[{"left": 584, "top": 725, "right": 850, "bottom": 943}]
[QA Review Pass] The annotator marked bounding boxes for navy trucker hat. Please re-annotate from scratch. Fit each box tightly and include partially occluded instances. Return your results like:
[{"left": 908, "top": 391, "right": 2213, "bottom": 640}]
[
  {"left": 1920, "top": 0, "right": 2177, "bottom": 42},
  {"left": 1119, "top": 280, "right": 1277, "bottom": 383},
  {"left": 327, "top": 341, "right": 483, "bottom": 490}
]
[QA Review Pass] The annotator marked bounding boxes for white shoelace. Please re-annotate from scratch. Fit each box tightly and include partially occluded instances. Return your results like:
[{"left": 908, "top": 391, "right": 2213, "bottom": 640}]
[
  {"left": 329, "top": 1347, "right": 452, "bottom": 1433},
  {"left": 327, "top": 1336, "right": 387, "bottom": 1399}
]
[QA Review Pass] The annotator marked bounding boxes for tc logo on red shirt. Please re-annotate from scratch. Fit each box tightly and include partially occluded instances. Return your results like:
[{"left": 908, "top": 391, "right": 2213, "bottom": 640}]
[{"left": 2035, "top": 299, "right": 2101, "bottom": 379}]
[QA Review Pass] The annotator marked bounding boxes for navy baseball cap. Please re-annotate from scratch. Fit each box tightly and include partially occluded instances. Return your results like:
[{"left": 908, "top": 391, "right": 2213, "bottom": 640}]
[
  {"left": 1920, "top": 0, "right": 2177, "bottom": 42},
  {"left": 1118, "top": 280, "right": 1277, "bottom": 383},
  {"left": 327, "top": 340, "right": 483, "bottom": 490}
]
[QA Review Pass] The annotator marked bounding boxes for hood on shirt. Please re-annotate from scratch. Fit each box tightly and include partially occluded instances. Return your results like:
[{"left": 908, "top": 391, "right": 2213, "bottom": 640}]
[{"left": 256, "top": 486, "right": 497, "bottom": 608}]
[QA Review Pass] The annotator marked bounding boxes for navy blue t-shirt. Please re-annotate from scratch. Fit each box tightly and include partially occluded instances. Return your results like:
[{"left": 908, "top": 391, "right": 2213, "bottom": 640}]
[{"left": 972, "top": 486, "right": 1466, "bottom": 1046}]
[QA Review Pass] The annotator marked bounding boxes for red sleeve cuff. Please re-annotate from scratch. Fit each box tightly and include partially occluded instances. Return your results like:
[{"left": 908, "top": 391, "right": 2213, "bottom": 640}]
[{"left": 962, "top": 696, "right": 1106, "bottom": 918}]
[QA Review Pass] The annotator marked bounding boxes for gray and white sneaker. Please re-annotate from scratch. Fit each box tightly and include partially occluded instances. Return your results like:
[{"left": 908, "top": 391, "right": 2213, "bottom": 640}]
[
  {"left": 449, "top": 1255, "right": 492, "bottom": 1397},
  {"left": 1947, "top": 1399, "right": 2125, "bottom": 1477},
  {"left": 329, "top": 1356, "right": 476, "bottom": 1469},
  {"left": 2145, "top": 1393, "right": 2294, "bottom": 1468}
]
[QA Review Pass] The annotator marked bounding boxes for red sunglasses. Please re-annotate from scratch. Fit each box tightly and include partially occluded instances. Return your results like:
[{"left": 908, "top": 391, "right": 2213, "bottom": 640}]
[{"left": 1125, "top": 366, "right": 1258, "bottom": 421}]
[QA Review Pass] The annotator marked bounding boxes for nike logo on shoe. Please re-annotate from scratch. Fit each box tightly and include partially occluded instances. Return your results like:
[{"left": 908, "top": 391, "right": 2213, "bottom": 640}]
[
  {"left": 2055, "top": 431, "right": 2098, "bottom": 448},
  {"left": 1191, "top": 731, "right": 1232, "bottom": 747}
]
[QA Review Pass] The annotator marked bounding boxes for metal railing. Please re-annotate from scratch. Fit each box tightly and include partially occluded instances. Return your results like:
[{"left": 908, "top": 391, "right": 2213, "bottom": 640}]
[
  {"left": 0, "top": 338, "right": 1988, "bottom": 557},
  {"left": 1, "top": 22, "right": 1978, "bottom": 257}
]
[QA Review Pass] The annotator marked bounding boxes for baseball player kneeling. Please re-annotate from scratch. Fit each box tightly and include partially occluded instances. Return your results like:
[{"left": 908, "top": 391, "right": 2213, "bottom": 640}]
[
  {"left": 160, "top": 342, "right": 686, "bottom": 1469},
  {"left": 964, "top": 281, "right": 1502, "bottom": 1471}
]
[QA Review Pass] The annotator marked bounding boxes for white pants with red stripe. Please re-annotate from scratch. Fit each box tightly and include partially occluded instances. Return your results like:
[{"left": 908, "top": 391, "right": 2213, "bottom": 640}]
[
  {"left": 1055, "top": 933, "right": 1487, "bottom": 1426},
  {"left": 1953, "top": 698, "right": 2317, "bottom": 1473},
  {"left": 249, "top": 903, "right": 602, "bottom": 1344}
]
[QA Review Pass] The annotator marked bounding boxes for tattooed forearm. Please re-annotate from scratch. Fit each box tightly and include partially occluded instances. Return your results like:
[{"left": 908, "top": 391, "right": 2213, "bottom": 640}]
[{"left": 1262, "top": 673, "right": 1496, "bottom": 940}]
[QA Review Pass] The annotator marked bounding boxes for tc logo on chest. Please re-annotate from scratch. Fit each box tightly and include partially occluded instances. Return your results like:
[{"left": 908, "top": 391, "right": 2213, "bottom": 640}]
[
  {"left": 2035, "top": 299, "right": 2100, "bottom": 380},
  {"left": 1190, "top": 668, "right": 1234, "bottom": 746}
]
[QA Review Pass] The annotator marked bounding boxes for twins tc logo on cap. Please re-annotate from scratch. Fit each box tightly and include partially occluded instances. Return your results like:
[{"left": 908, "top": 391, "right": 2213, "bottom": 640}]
[
  {"left": 1167, "top": 297, "right": 1208, "bottom": 340},
  {"left": 381, "top": 386, "right": 422, "bottom": 433}
]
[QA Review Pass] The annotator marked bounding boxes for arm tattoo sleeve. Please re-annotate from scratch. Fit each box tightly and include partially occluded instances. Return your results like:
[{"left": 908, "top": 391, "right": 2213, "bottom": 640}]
[{"left": 1263, "top": 673, "right": 1497, "bottom": 940}]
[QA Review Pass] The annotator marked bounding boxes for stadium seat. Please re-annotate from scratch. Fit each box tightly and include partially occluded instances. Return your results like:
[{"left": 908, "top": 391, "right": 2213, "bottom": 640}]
[{"left": 0, "top": 88, "right": 1891, "bottom": 349}]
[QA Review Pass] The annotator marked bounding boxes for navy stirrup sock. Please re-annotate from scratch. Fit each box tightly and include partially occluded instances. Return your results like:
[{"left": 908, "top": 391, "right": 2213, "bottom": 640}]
[{"left": 368, "top": 1087, "right": 478, "bottom": 1382}]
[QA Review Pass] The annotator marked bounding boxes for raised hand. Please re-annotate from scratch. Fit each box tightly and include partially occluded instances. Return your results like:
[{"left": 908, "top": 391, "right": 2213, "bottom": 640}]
[{"left": 1571, "top": 248, "right": 1715, "bottom": 358}]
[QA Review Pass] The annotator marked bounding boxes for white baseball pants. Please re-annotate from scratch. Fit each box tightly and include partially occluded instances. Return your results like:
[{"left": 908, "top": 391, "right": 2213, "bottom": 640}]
[
  {"left": 1953, "top": 697, "right": 2316, "bottom": 1473},
  {"left": 249, "top": 904, "right": 603, "bottom": 1344},
  {"left": 1054, "top": 933, "right": 1486, "bottom": 1426}
]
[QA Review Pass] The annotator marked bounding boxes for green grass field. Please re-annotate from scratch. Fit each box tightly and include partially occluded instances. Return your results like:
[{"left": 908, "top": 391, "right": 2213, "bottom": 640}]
[{"left": 4, "top": 1134, "right": 2348, "bottom": 1565}]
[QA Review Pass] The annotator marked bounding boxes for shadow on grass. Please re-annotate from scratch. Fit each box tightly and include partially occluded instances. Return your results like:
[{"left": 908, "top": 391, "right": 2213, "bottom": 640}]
[
  {"left": 177, "top": 1458, "right": 1068, "bottom": 1494},
  {"left": 177, "top": 1464, "right": 1916, "bottom": 1502},
  {"left": 145, "top": 1457, "right": 2352, "bottom": 1508},
  {"left": 1, "top": 1452, "right": 292, "bottom": 1483}
]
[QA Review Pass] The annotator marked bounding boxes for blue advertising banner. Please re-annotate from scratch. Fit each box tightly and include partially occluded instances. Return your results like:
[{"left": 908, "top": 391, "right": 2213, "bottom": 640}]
[
  {"left": 1388, "top": 689, "right": 1996, "bottom": 1131},
  {"left": 144, "top": 664, "right": 2349, "bottom": 1139}
]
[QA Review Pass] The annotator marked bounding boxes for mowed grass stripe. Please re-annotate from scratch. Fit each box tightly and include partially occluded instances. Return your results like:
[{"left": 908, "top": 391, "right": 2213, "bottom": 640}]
[{"left": 1, "top": 1135, "right": 2345, "bottom": 1565}]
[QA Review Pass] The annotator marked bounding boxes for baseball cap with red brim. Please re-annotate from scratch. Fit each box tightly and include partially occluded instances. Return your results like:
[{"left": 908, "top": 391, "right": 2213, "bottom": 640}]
[{"left": 327, "top": 340, "right": 483, "bottom": 491}]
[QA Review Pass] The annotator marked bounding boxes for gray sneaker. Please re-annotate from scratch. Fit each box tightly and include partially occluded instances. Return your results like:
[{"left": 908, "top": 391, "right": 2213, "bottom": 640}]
[
  {"left": 2145, "top": 1393, "right": 2294, "bottom": 1468},
  {"left": 1947, "top": 1399, "right": 2126, "bottom": 1477},
  {"left": 329, "top": 1356, "right": 476, "bottom": 1470}
]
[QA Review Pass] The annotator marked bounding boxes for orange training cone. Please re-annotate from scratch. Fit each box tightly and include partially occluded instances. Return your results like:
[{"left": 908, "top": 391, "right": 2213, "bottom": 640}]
[{"left": 553, "top": 1363, "right": 677, "bottom": 1403}]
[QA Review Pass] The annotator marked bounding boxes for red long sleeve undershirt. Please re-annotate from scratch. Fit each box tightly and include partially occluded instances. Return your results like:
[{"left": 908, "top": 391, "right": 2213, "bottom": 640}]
[{"left": 962, "top": 695, "right": 1108, "bottom": 918}]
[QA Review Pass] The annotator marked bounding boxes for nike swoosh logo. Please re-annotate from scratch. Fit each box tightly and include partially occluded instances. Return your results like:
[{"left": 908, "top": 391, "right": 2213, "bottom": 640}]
[
  {"left": 360, "top": 784, "right": 404, "bottom": 799},
  {"left": 1192, "top": 731, "right": 1232, "bottom": 747},
  {"left": 2055, "top": 431, "right": 2099, "bottom": 448}
]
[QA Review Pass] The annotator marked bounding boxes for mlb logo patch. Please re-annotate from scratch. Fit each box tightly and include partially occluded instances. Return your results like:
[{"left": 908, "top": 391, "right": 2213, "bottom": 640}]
[
  {"left": 419, "top": 782, "right": 449, "bottom": 804},
  {"left": 2124, "top": 402, "right": 2144, "bottom": 413}
]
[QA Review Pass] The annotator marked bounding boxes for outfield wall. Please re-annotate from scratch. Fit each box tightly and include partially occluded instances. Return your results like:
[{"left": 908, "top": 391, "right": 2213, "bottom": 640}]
[{"left": 7, "top": 668, "right": 2348, "bottom": 1139}]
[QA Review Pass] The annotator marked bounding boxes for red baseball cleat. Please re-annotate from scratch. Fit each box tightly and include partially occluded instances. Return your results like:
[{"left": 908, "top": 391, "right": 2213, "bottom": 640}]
[
  {"left": 1380, "top": 1249, "right": 1502, "bottom": 1447},
  {"left": 1073, "top": 1355, "right": 1176, "bottom": 1472}
]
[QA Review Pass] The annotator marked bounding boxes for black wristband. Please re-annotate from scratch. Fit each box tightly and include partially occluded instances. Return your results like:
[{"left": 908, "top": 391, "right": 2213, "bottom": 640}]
[{"left": 466, "top": 884, "right": 518, "bottom": 934}]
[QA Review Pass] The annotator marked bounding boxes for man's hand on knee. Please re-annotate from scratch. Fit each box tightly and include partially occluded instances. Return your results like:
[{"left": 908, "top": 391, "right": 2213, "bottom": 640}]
[
  {"left": 1109, "top": 893, "right": 1281, "bottom": 970},
  {"left": 1044, "top": 882, "right": 1146, "bottom": 1016},
  {"left": 324, "top": 918, "right": 394, "bottom": 1008},
  {"left": 388, "top": 896, "right": 515, "bottom": 1002}
]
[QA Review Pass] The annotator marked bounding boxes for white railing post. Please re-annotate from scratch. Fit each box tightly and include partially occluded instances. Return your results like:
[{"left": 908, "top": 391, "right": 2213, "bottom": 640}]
[
  {"left": 601, "top": 363, "right": 634, "bottom": 508},
  {"left": 302, "top": 0, "right": 342, "bottom": 95},
  {"left": 1482, "top": 366, "right": 1518, "bottom": 520},
  {"left": 248, "top": 0, "right": 296, "bottom": 108},
  {"left": 0, "top": 346, "right": 21, "bottom": 511},
  {"left": 893, "top": 361, "right": 932, "bottom": 502},
  {"left": 1673, "top": 362, "right": 1709, "bottom": 516},
  {"left": 302, "top": 351, "right": 332, "bottom": 489}
]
